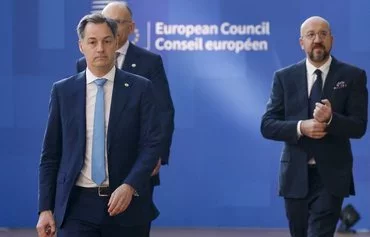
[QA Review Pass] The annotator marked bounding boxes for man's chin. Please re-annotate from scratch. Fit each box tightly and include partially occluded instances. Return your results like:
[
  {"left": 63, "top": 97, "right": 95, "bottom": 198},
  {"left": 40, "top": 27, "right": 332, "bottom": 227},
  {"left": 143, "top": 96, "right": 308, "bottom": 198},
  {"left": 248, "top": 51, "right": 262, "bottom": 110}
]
[
  {"left": 90, "top": 63, "right": 114, "bottom": 72},
  {"left": 93, "top": 62, "right": 110, "bottom": 68},
  {"left": 310, "top": 52, "right": 328, "bottom": 63}
]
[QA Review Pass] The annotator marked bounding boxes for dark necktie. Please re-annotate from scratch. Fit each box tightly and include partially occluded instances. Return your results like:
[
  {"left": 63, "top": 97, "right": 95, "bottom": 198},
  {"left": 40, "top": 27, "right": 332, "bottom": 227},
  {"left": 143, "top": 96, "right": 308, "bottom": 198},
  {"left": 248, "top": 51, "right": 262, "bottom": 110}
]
[{"left": 309, "top": 69, "right": 323, "bottom": 117}]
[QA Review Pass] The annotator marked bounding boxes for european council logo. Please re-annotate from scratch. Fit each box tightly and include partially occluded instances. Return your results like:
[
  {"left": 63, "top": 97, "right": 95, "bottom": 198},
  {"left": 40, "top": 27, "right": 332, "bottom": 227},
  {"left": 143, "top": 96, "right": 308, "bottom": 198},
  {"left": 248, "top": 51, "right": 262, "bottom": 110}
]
[{"left": 90, "top": 0, "right": 141, "bottom": 45}]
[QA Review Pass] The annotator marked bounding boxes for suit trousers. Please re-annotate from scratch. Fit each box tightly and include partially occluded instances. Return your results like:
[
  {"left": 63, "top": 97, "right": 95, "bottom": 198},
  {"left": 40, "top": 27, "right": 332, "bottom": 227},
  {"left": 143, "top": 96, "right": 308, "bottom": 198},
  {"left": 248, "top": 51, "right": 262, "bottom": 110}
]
[
  {"left": 144, "top": 184, "right": 155, "bottom": 237},
  {"left": 284, "top": 165, "right": 344, "bottom": 237},
  {"left": 145, "top": 174, "right": 160, "bottom": 237},
  {"left": 58, "top": 186, "right": 149, "bottom": 237}
]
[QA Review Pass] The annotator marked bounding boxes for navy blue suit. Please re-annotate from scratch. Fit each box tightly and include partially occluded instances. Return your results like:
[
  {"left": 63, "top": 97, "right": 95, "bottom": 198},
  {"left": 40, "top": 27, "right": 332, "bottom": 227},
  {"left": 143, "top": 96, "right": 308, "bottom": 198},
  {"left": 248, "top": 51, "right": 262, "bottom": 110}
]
[
  {"left": 38, "top": 68, "right": 162, "bottom": 230},
  {"left": 77, "top": 42, "right": 173, "bottom": 237},
  {"left": 77, "top": 43, "right": 174, "bottom": 187},
  {"left": 261, "top": 57, "right": 368, "bottom": 237}
]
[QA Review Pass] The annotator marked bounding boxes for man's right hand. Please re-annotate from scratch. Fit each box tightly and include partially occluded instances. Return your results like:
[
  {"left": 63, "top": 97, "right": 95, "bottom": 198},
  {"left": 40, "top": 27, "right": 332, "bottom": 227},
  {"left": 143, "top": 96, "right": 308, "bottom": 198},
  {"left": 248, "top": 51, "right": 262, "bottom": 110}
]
[
  {"left": 36, "top": 210, "right": 56, "bottom": 237},
  {"left": 300, "top": 119, "right": 327, "bottom": 139}
]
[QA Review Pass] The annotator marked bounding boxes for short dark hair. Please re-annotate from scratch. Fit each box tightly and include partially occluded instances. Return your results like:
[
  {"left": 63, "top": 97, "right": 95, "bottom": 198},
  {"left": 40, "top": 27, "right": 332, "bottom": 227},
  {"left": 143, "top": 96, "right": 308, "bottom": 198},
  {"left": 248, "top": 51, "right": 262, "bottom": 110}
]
[{"left": 76, "top": 13, "right": 118, "bottom": 40}]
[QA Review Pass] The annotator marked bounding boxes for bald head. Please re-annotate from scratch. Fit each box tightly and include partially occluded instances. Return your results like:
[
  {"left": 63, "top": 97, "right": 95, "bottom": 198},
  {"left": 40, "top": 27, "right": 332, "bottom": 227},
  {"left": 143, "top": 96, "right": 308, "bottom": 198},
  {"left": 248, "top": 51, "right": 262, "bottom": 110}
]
[
  {"left": 102, "top": 1, "right": 135, "bottom": 48},
  {"left": 102, "top": 1, "right": 132, "bottom": 19},
  {"left": 300, "top": 16, "right": 331, "bottom": 36},
  {"left": 299, "top": 16, "right": 333, "bottom": 67}
]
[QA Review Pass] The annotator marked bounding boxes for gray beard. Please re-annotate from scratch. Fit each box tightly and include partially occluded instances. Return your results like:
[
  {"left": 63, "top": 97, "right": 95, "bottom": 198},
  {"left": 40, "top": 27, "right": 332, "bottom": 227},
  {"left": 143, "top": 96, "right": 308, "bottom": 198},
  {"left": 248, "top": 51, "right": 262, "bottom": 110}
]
[{"left": 309, "top": 48, "right": 329, "bottom": 63}]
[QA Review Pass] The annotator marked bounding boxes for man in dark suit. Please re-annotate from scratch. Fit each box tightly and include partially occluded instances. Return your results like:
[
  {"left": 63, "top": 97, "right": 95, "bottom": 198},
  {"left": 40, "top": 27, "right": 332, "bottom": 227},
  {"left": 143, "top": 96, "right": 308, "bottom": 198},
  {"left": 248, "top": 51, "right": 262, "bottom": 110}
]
[
  {"left": 36, "top": 13, "right": 162, "bottom": 237},
  {"left": 77, "top": 3, "right": 174, "bottom": 235},
  {"left": 261, "top": 16, "right": 368, "bottom": 237},
  {"left": 77, "top": 2, "right": 174, "bottom": 179}
]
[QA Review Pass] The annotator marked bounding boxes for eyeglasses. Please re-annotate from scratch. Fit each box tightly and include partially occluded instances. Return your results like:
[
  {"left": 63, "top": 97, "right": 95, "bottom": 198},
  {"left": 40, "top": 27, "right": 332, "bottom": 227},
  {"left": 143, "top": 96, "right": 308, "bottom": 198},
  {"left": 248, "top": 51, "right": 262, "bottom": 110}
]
[
  {"left": 113, "top": 19, "right": 132, "bottom": 25},
  {"left": 302, "top": 31, "right": 330, "bottom": 40}
]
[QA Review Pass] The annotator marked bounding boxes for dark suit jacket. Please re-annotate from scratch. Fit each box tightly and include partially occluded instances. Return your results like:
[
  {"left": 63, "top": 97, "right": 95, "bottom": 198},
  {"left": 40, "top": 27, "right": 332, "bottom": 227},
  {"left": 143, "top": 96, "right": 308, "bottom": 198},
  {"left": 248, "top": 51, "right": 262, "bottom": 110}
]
[
  {"left": 261, "top": 57, "right": 368, "bottom": 198},
  {"left": 38, "top": 69, "right": 162, "bottom": 227},
  {"left": 77, "top": 42, "right": 174, "bottom": 164}
]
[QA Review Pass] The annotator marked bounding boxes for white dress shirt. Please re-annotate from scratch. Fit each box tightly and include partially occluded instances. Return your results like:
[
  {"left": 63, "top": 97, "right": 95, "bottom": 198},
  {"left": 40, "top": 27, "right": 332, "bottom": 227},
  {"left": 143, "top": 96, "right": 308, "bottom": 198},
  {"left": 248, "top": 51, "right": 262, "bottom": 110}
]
[
  {"left": 115, "top": 40, "right": 130, "bottom": 69},
  {"left": 297, "top": 56, "right": 332, "bottom": 164},
  {"left": 75, "top": 66, "right": 116, "bottom": 187},
  {"left": 305, "top": 56, "right": 331, "bottom": 97}
]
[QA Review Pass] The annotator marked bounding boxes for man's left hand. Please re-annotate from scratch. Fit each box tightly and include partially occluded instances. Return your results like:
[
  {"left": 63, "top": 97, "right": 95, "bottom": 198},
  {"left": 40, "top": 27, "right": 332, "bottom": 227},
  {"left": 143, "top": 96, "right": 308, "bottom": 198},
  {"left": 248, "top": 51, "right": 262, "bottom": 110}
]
[
  {"left": 313, "top": 99, "right": 332, "bottom": 123},
  {"left": 151, "top": 158, "right": 161, "bottom": 176},
  {"left": 107, "top": 184, "right": 134, "bottom": 216}
]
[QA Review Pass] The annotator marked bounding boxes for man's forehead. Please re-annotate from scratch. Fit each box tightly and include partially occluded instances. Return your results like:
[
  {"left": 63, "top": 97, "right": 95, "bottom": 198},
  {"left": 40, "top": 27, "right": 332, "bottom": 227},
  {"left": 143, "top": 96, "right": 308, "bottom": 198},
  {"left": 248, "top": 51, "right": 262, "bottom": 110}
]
[
  {"left": 301, "top": 17, "right": 330, "bottom": 33},
  {"left": 84, "top": 23, "right": 113, "bottom": 36}
]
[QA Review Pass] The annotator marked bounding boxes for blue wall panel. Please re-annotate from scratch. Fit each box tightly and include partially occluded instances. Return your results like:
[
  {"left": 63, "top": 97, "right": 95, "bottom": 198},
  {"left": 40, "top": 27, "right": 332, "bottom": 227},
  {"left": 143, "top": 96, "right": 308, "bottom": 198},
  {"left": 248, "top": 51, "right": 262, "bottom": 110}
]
[{"left": 1, "top": 0, "right": 369, "bottom": 229}]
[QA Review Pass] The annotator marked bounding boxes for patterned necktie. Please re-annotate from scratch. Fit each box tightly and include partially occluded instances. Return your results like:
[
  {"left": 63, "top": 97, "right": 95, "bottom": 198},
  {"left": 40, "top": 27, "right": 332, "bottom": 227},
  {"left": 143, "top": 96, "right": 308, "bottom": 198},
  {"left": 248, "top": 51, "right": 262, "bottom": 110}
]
[
  {"left": 92, "top": 78, "right": 107, "bottom": 185},
  {"left": 309, "top": 69, "right": 323, "bottom": 117}
]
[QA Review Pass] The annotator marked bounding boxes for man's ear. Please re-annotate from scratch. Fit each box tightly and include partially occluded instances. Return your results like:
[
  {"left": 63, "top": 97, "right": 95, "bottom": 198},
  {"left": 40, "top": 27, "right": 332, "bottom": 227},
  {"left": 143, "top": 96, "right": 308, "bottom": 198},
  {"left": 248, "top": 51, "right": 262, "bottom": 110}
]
[
  {"left": 299, "top": 38, "right": 304, "bottom": 50},
  {"left": 129, "top": 21, "right": 136, "bottom": 34},
  {"left": 78, "top": 40, "right": 84, "bottom": 54}
]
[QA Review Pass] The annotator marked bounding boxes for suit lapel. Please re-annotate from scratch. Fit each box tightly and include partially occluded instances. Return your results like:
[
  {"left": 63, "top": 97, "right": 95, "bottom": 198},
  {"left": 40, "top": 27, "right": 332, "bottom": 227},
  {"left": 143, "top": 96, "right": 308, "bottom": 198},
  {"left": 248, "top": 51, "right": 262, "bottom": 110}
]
[
  {"left": 293, "top": 57, "right": 339, "bottom": 118},
  {"left": 122, "top": 43, "right": 139, "bottom": 74},
  {"left": 107, "top": 69, "right": 132, "bottom": 150},
  {"left": 322, "top": 57, "right": 340, "bottom": 101},
  {"left": 292, "top": 60, "right": 309, "bottom": 119},
  {"left": 68, "top": 72, "right": 86, "bottom": 155}
]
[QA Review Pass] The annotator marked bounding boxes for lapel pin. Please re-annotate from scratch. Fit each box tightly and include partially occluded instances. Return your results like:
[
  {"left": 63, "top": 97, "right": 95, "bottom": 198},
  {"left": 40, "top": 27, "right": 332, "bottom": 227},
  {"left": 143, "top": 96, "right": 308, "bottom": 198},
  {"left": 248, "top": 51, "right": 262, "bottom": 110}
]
[
  {"left": 131, "top": 63, "right": 136, "bottom": 68},
  {"left": 124, "top": 83, "right": 129, "bottom": 87}
]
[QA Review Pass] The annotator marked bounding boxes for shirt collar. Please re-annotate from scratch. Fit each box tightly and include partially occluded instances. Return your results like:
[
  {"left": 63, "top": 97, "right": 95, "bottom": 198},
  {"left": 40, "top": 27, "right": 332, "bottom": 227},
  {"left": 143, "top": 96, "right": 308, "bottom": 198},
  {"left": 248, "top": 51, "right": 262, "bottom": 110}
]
[
  {"left": 306, "top": 55, "right": 332, "bottom": 76},
  {"left": 86, "top": 66, "right": 116, "bottom": 84},
  {"left": 116, "top": 40, "right": 130, "bottom": 56}
]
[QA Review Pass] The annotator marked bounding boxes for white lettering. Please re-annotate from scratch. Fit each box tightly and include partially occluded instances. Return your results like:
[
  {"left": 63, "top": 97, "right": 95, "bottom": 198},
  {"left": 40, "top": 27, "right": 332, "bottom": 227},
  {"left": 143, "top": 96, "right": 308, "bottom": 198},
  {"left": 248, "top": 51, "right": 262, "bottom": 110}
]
[
  {"left": 155, "top": 22, "right": 218, "bottom": 38},
  {"left": 155, "top": 37, "right": 204, "bottom": 51},
  {"left": 205, "top": 38, "right": 268, "bottom": 53},
  {"left": 220, "top": 22, "right": 270, "bottom": 35}
]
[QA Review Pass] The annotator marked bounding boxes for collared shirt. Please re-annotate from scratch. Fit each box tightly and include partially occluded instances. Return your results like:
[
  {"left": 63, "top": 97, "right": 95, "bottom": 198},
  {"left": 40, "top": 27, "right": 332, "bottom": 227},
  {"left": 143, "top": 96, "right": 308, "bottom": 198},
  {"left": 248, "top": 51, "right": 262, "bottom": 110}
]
[
  {"left": 306, "top": 56, "right": 332, "bottom": 96},
  {"left": 297, "top": 56, "right": 332, "bottom": 164},
  {"left": 75, "top": 66, "right": 116, "bottom": 187},
  {"left": 297, "top": 56, "right": 332, "bottom": 137},
  {"left": 115, "top": 40, "right": 130, "bottom": 69}
]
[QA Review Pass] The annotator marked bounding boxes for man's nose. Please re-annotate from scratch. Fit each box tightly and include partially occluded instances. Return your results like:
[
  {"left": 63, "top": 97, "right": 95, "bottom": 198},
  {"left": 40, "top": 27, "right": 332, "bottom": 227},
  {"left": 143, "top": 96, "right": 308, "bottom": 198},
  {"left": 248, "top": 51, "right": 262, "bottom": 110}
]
[
  {"left": 96, "top": 42, "right": 104, "bottom": 51},
  {"left": 314, "top": 34, "right": 323, "bottom": 43}
]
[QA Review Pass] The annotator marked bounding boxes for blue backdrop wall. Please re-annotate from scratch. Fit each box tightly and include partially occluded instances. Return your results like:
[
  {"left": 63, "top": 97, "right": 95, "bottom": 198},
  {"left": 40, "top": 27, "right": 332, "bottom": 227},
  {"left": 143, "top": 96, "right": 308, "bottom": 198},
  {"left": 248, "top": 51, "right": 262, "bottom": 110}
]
[{"left": 1, "top": 0, "right": 369, "bottom": 228}]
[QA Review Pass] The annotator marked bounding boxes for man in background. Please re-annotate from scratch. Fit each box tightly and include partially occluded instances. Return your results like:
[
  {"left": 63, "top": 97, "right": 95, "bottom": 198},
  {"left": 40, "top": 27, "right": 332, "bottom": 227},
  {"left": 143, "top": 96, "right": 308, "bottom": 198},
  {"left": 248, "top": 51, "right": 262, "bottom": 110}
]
[{"left": 261, "top": 16, "right": 368, "bottom": 237}]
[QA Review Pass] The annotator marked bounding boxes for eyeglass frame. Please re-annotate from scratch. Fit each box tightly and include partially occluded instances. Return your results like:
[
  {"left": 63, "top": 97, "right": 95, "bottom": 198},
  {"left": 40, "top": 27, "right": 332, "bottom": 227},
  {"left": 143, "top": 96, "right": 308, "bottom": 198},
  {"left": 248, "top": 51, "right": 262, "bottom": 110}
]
[{"left": 301, "top": 31, "right": 330, "bottom": 40}]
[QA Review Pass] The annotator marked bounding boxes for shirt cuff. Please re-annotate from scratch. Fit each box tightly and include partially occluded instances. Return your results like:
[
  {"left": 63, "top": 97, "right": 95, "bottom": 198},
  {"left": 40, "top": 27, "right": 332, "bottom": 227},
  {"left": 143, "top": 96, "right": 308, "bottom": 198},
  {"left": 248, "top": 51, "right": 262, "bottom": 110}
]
[
  {"left": 326, "top": 114, "right": 333, "bottom": 125},
  {"left": 297, "top": 120, "right": 302, "bottom": 137}
]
